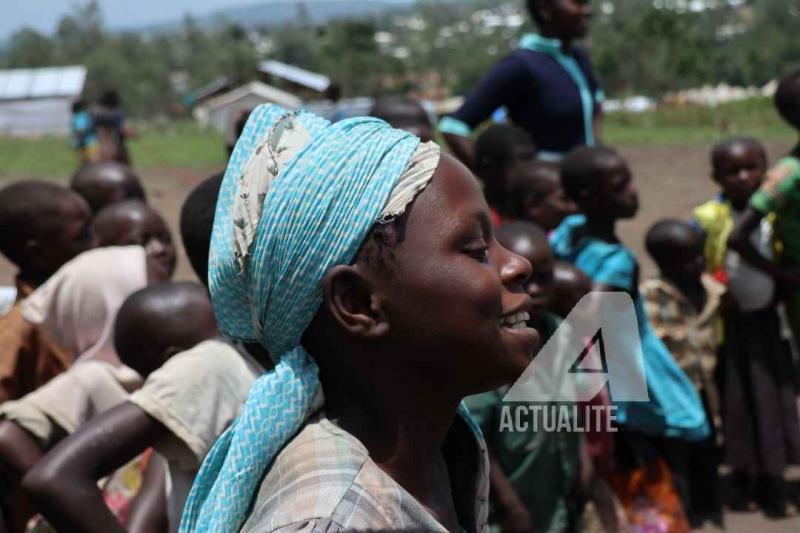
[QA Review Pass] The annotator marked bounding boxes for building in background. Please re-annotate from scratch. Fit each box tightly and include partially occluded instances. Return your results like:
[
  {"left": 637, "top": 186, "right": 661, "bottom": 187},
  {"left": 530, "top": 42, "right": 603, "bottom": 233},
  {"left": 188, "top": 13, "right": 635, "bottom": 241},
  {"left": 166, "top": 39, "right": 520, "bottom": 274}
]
[
  {"left": 258, "top": 60, "right": 331, "bottom": 99},
  {"left": 0, "top": 66, "right": 86, "bottom": 136},
  {"left": 193, "top": 80, "right": 301, "bottom": 134}
]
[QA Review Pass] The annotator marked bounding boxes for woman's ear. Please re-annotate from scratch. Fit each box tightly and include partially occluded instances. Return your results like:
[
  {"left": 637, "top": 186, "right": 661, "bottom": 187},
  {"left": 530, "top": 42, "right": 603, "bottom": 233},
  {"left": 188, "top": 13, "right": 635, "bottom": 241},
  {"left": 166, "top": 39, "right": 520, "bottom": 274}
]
[{"left": 321, "top": 264, "right": 389, "bottom": 339}]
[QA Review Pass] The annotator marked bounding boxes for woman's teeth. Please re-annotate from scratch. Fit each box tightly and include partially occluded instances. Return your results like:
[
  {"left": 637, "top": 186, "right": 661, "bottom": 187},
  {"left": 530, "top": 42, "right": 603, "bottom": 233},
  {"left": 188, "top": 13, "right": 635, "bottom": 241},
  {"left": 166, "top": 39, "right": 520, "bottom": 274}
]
[{"left": 499, "top": 311, "right": 530, "bottom": 329}]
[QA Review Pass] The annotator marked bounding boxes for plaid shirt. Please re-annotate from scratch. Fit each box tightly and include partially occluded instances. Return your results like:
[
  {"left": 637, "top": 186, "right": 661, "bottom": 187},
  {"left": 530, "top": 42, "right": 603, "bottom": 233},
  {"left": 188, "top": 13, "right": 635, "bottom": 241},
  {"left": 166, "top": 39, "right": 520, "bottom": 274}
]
[
  {"left": 641, "top": 274, "right": 725, "bottom": 435},
  {"left": 241, "top": 411, "right": 490, "bottom": 532}
]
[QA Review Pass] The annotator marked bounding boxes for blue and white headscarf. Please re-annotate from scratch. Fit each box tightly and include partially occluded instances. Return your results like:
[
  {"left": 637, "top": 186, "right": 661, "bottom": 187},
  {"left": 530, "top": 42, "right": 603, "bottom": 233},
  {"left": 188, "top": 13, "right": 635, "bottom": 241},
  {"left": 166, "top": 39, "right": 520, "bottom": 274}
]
[{"left": 180, "top": 104, "right": 440, "bottom": 532}]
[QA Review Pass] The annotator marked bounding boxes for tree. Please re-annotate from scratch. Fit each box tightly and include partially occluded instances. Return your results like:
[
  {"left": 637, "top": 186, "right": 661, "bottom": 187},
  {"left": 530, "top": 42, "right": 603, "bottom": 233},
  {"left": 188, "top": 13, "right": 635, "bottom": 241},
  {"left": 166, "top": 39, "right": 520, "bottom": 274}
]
[{"left": 3, "top": 29, "right": 54, "bottom": 68}]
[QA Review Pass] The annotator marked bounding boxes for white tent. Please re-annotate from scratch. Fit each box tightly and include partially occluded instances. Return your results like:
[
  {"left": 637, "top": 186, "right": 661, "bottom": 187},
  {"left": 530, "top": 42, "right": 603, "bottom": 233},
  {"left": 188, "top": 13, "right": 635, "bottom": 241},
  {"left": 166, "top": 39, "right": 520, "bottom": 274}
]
[{"left": 0, "top": 65, "right": 86, "bottom": 136}]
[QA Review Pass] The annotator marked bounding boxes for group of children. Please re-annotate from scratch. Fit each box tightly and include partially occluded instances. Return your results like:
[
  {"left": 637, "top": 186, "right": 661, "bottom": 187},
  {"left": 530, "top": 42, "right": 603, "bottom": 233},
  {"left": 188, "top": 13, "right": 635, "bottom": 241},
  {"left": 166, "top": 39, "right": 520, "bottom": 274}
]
[{"left": 0, "top": 70, "right": 798, "bottom": 533}]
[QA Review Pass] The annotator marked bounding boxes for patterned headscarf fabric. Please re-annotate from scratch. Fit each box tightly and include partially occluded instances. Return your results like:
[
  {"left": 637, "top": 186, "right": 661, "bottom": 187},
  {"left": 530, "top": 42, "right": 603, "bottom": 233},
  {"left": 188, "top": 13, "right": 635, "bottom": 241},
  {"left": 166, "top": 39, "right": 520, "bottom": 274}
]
[
  {"left": 21, "top": 245, "right": 149, "bottom": 365},
  {"left": 180, "top": 104, "right": 440, "bottom": 532}
]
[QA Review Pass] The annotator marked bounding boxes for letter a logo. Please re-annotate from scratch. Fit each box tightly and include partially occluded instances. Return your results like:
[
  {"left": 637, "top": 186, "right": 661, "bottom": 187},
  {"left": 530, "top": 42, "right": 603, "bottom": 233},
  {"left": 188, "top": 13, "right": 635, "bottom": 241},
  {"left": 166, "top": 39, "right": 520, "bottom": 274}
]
[{"left": 503, "top": 292, "right": 649, "bottom": 403}]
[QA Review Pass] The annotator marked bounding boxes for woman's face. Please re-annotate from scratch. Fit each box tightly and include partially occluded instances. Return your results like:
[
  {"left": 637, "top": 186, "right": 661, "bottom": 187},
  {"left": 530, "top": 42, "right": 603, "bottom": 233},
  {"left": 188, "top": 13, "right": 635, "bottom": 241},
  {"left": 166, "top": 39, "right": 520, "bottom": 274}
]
[
  {"left": 377, "top": 155, "right": 539, "bottom": 395},
  {"left": 540, "top": 0, "right": 592, "bottom": 41}
]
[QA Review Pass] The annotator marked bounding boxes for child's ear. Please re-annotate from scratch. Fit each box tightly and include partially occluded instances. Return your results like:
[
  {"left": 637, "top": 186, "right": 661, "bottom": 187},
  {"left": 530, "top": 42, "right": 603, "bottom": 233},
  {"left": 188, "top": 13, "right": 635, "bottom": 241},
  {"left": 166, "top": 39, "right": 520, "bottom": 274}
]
[{"left": 322, "top": 265, "right": 389, "bottom": 339}]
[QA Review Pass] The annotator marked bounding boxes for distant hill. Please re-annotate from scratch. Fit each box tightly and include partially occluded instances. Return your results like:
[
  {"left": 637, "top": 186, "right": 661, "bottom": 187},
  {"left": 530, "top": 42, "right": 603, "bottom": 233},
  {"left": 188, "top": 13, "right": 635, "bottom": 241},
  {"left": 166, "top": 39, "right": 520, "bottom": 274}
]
[{"left": 134, "top": 0, "right": 417, "bottom": 32}]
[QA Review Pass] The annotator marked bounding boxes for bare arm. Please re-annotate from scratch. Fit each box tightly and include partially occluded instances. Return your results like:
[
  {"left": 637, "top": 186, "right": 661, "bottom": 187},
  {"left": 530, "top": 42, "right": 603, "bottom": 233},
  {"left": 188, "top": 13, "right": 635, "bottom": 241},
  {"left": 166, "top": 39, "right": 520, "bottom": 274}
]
[
  {"left": 0, "top": 421, "right": 43, "bottom": 478},
  {"left": 727, "top": 207, "right": 799, "bottom": 282},
  {"left": 126, "top": 453, "right": 167, "bottom": 533},
  {"left": 0, "top": 421, "right": 43, "bottom": 532},
  {"left": 593, "top": 107, "right": 603, "bottom": 145},
  {"left": 23, "top": 402, "right": 167, "bottom": 533}
]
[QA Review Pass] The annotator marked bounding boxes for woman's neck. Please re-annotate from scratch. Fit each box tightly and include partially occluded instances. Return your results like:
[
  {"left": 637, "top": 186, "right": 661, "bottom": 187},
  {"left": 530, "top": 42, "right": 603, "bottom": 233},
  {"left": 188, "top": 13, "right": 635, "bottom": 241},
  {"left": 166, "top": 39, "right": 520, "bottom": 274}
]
[
  {"left": 537, "top": 28, "right": 571, "bottom": 52},
  {"left": 321, "top": 360, "right": 463, "bottom": 528}
]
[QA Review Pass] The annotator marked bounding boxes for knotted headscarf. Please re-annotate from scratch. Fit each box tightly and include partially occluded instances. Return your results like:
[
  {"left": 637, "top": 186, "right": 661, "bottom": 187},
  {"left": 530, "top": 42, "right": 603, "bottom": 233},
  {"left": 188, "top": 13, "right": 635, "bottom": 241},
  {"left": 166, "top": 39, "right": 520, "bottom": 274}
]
[{"left": 180, "top": 104, "right": 440, "bottom": 532}]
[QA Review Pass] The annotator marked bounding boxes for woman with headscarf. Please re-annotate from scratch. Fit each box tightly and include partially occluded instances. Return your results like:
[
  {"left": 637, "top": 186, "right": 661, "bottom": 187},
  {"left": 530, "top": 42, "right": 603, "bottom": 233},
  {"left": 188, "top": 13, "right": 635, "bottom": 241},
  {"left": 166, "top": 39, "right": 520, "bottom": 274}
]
[
  {"left": 440, "top": 0, "right": 601, "bottom": 166},
  {"left": 173, "top": 103, "right": 537, "bottom": 532}
]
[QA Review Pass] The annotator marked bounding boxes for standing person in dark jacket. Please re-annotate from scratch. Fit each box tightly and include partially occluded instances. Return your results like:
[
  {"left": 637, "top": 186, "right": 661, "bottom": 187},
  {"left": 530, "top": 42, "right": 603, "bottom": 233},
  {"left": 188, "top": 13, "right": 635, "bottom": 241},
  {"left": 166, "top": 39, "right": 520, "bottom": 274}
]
[{"left": 440, "top": 0, "right": 602, "bottom": 166}]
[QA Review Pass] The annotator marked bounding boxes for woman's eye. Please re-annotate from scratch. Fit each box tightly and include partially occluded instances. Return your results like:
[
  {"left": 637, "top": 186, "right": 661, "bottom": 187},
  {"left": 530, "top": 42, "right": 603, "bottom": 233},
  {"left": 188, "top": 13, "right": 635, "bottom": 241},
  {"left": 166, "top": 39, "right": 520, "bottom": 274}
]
[{"left": 465, "top": 246, "right": 489, "bottom": 263}]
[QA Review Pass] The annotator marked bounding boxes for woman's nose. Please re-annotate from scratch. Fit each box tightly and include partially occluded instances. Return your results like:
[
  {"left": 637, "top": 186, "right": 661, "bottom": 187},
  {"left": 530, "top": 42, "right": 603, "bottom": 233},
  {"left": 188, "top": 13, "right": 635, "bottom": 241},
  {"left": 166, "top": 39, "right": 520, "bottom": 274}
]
[{"left": 498, "top": 245, "right": 532, "bottom": 289}]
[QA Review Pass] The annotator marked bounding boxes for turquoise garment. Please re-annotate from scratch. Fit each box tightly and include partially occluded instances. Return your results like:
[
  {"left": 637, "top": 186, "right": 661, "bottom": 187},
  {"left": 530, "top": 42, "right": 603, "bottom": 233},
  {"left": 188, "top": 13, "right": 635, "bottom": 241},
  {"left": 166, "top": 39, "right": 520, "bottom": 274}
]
[
  {"left": 71, "top": 111, "right": 96, "bottom": 149},
  {"left": 180, "top": 105, "right": 424, "bottom": 531},
  {"left": 518, "top": 33, "right": 597, "bottom": 147},
  {"left": 549, "top": 215, "right": 709, "bottom": 441}
]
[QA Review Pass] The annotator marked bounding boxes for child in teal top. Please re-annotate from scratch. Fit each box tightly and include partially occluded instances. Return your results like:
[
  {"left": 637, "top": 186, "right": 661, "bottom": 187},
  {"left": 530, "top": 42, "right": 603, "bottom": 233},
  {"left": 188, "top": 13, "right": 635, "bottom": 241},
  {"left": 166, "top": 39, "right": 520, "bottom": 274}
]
[{"left": 550, "top": 147, "right": 708, "bottom": 442}]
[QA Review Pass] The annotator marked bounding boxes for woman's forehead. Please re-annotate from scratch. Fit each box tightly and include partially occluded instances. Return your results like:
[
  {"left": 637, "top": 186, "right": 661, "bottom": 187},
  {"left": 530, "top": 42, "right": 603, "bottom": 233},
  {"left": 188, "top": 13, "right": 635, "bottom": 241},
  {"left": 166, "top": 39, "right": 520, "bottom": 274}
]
[{"left": 411, "top": 155, "right": 486, "bottom": 222}]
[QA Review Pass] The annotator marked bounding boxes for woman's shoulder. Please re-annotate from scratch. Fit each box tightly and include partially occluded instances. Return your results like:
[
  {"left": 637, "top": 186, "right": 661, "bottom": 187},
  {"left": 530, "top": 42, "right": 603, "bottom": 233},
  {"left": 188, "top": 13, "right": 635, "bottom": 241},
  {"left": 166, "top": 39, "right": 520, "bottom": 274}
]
[
  {"left": 242, "top": 415, "right": 377, "bottom": 531},
  {"left": 243, "top": 414, "right": 460, "bottom": 532}
]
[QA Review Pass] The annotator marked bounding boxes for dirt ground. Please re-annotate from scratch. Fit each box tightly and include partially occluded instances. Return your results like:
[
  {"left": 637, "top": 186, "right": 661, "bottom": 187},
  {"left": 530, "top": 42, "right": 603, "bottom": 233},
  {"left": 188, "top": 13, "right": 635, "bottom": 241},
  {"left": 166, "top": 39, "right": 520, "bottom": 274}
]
[
  {"left": 1, "top": 140, "right": 794, "bottom": 285},
  {"left": 2, "top": 142, "right": 800, "bottom": 531}
]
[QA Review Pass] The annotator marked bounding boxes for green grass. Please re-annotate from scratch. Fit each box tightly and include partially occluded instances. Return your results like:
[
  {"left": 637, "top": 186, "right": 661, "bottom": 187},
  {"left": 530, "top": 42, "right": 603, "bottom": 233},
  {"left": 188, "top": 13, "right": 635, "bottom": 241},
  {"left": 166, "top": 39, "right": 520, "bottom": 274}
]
[
  {"left": 604, "top": 97, "right": 796, "bottom": 146},
  {"left": 0, "top": 120, "right": 228, "bottom": 180},
  {"left": 0, "top": 100, "right": 796, "bottom": 180}
]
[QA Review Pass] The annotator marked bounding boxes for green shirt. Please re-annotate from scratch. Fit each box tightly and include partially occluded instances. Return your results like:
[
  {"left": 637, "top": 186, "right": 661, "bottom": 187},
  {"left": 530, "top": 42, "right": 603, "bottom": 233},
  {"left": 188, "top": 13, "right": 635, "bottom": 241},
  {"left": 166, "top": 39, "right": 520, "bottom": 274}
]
[
  {"left": 464, "top": 313, "right": 581, "bottom": 533},
  {"left": 751, "top": 156, "right": 800, "bottom": 263}
]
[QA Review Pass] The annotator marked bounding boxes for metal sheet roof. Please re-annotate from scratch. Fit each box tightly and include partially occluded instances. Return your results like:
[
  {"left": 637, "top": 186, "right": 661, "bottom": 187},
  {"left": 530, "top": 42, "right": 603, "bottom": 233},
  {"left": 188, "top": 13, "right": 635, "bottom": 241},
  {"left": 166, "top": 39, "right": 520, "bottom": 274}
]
[
  {"left": 259, "top": 60, "right": 330, "bottom": 92},
  {"left": 0, "top": 66, "right": 86, "bottom": 101},
  {"left": 204, "top": 81, "right": 302, "bottom": 111}
]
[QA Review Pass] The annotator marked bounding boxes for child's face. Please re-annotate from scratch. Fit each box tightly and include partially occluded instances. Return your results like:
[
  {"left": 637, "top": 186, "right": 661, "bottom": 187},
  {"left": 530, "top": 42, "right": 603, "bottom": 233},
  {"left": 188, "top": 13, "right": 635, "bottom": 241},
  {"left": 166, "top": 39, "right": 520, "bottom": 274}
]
[
  {"left": 377, "top": 155, "right": 539, "bottom": 392},
  {"left": 714, "top": 144, "right": 765, "bottom": 208},
  {"left": 659, "top": 233, "right": 705, "bottom": 286},
  {"left": 101, "top": 208, "right": 176, "bottom": 282},
  {"left": 498, "top": 234, "right": 555, "bottom": 324},
  {"left": 40, "top": 193, "right": 93, "bottom": 276},
  {"left": 530, "top": 179, "right": 577, "bottom": 231},
  {"left": 585, "top": 157, "right": 639, "bottom": 219}
]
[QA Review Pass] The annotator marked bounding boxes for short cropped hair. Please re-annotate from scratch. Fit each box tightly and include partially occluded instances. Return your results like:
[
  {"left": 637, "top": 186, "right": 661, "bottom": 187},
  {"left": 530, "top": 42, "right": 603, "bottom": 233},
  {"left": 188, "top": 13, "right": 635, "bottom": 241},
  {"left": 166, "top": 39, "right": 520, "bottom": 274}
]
[
  {"left": 710, "top": 137, "right": 766, "bottom": 174},
  {"left": 474, "top": 124, "right": 535, "bottom": 172},
  {"left": 560, "top": 145, "right": 620, "bottom": 201},
  {"left": 645, "top": 218, "right": 701, "bottom": 266},
  {"left": 0, "top": 181, "right": 73, "bottom": 267},
  {"left": 180, "top": 174, "right": 224, "bottom": 284}
]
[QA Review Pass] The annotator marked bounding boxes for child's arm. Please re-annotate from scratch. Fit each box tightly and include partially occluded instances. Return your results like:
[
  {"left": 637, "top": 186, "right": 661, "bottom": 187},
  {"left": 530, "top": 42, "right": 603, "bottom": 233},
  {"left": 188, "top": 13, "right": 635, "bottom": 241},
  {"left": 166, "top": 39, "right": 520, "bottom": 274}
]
[
  {"left": 0, "top": 421, "right": 43, "bottom": 478},
  {"left": 23, "top": 402, "right": 167, "bottom": 533},
  {"left": 728, "top": 207, "right": 800, "bottom": 283},
  {"left": 0, "top": 421, "right": 43, "bottom": 532},
  {"left": 489, "top": 454, "right": 536, "bottom": 533},
  {"left": 125, "top": 454, "right": 167, "bottom": 533}
]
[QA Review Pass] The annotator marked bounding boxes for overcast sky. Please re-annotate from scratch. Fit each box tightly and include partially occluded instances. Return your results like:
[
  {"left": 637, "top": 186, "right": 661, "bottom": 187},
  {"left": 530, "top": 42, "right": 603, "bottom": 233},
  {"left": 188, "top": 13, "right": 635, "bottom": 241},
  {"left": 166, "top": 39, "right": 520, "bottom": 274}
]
[{"left": 2, "top": 0, "right": 412, "bottom": 41}]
